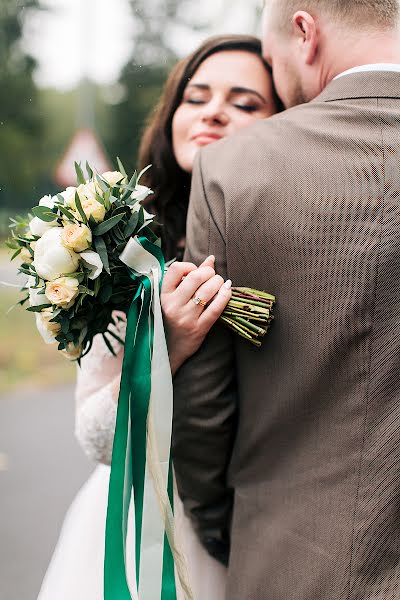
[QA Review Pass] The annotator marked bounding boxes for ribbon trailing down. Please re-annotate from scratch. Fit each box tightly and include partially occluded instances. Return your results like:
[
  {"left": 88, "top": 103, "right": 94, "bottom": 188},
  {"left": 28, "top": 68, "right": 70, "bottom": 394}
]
[{"left": 104, "top": 236, "right": 193, "bottom": 600}]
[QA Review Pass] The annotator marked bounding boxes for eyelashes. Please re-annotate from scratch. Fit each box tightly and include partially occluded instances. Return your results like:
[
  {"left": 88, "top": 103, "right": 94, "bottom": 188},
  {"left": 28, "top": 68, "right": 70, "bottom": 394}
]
[{"left": 184, "top": 98, "right": 260, "bottom": 113}]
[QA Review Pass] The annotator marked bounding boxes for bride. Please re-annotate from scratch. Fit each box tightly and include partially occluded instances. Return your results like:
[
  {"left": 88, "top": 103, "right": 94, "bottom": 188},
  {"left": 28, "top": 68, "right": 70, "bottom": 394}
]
[{"left": 38, "top": 34, "right": 280, "bottom": 600}]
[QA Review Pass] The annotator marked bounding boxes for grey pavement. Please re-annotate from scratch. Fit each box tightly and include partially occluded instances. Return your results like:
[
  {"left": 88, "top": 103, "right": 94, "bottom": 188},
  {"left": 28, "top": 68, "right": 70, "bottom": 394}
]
[{"left": 0, "top": 384, "right": 94, "bottom": 600}]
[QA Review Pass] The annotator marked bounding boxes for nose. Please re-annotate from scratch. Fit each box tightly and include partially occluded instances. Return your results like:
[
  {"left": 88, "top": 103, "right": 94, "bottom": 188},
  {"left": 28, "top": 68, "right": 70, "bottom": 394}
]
[{"left": 200, "top": 97, "right": 229, "bottom": 126}]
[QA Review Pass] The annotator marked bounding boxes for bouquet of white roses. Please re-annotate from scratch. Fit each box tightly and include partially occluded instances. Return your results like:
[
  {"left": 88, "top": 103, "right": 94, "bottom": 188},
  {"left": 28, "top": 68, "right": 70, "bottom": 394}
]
[
  {"left": 7, "top": 161, "right": 159, "bottom": 360},
  {"left": 7, "top": 160, "right": 275, "bottom": 357}
]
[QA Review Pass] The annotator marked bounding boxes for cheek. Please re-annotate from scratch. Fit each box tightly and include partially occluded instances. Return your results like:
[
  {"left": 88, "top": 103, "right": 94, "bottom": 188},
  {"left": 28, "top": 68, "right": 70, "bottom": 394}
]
[{"left": 172, "top": 106, "right": 197, "bottom": 173}]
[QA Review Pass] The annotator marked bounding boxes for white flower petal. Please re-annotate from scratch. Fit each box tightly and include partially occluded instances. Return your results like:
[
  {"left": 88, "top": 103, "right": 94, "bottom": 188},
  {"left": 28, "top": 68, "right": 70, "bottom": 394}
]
[
  {"left": 80, "top": 250, "right": 103, "bottom": 280},
  {"left": 35, "top": 313, "right": 58, "bottom": 344},
  {"left": 39, "top": 195, "right": 56, "bottom": 209},
  {"left": 130, "top": 185, "right": 153, "bottom": 203}
]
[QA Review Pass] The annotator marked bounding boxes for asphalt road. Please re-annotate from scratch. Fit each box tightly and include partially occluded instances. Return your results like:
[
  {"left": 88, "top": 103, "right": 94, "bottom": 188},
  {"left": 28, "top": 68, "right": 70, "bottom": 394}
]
[{"left": 0, "top": 384, "right": 93, "bottom": 600}]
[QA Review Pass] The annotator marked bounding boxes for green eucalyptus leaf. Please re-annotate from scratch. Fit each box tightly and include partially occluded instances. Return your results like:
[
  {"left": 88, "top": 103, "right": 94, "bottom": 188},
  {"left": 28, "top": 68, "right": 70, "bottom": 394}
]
[
  {"left": 31, "top": 206, "right": 57, "bottom": 222},
  {"left": 86, "top": 162, "right": 94, "bottom": 180},
  {"left": 93, "top": 214, "right": 124, "bottom": 236},
  {"left": 75, "top": 162, "right": 86, "bottom": 185},
  {"left": 74, "top": 192, "right": 88, "bottom": 224},
  {"left": 26, "top": 303, "right": 52, "bottom": 312},
  {"left": 94, "top": 236, "right": 110, "bottom": 275},
  {"left": 124, "top": 212, "right": 139, "bottom": 238},
  {"left": 117, "top": 157, "right": 127, "bottom": 178}
]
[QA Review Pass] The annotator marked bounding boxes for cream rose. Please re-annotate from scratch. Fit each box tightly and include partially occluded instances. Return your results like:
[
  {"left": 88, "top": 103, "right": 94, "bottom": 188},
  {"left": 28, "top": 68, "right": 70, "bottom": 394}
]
[
  {"left": 80, "top": 197, "right": 106, "bottom": 222},
  {"left": 101, "top": 171, "right": 125, "bottom": 187},
  {"left": 62, "top": 223, "right": 92, "bottom": 252},
  {"left": 45, "top": 276, "right": 80, "bottom": 308},
  {"left": 35, "top": 309, "right": 61, "bottom": 344},
  {"left": 34, "top": 228, "right": 79, "bottom": 281}
]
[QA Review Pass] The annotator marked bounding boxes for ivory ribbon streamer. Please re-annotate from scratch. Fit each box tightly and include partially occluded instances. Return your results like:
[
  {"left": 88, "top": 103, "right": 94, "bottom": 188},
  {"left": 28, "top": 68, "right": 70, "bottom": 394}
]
[{"left": 104, "top": 236, "right": 193, "bottom": 600}]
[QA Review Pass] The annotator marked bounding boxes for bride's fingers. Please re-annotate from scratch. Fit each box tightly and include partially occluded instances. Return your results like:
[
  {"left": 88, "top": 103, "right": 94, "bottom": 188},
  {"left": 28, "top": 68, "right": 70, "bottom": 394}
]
[
  {"left": 199, "top": 280, "right": 232, "bottom": 330},
  {"left": 189, "top": 274, "right": 225, "bottom": 308},
  {"left": 198, "top": 254, "right": 215, "bottom": 269},
  {"left": 174, "top": 265, "right": 216, "bottom": 304},
  {"left": 162, "top": 261, "right": 197, "bottom": 294}
]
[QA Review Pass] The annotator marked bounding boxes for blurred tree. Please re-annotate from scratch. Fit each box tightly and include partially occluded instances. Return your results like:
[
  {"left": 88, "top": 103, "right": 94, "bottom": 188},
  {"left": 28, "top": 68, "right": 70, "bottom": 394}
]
[{"left": 0, "top": 0, "right": 45, "bottom": 213}]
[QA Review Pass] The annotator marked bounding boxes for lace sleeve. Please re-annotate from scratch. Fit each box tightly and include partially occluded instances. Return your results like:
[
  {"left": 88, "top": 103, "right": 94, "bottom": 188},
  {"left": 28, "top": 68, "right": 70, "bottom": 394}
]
[{"left": 75, "top": 314, "right": 126, "bottom": 465}]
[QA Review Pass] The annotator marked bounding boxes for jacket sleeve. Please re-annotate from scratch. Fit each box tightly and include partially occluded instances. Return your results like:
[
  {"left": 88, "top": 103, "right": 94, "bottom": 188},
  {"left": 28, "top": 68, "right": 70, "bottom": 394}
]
[{"left": 172, "top": 151, "right": 238, "bottom": 566}]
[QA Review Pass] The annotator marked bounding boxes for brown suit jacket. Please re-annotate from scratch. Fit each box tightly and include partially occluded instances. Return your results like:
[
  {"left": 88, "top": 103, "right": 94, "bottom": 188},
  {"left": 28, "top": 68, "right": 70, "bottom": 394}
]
[{"left": 172, "top": 72, "right": 400, "bottom": 600}]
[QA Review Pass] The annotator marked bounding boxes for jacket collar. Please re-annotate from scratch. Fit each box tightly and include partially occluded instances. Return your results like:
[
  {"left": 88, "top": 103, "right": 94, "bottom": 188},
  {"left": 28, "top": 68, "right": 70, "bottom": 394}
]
[{"left": 314, "top": 71, "right": 400, "bottom": 103}]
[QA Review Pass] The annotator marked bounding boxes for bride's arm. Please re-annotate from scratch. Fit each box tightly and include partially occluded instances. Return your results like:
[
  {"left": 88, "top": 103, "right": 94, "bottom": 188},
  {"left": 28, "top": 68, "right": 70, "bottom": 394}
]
[{"left": 74, "top": 316, "right": 125, "bottom": 465}]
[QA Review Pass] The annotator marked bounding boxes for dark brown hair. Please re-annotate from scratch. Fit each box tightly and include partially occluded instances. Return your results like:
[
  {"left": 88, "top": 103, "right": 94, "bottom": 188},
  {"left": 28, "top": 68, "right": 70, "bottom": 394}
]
[{"left": 138, "top": 34, "right": 280, "bottom": 261}]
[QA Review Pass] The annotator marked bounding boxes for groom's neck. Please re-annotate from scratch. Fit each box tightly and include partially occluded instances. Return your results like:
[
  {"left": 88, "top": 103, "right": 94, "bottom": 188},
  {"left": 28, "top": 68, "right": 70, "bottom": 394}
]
[{"left": 321, "top": 29, "right": 400, "bottom": 87}]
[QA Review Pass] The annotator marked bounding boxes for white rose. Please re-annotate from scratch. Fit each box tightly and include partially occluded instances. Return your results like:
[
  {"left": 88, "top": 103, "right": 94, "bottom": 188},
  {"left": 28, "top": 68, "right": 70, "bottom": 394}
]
[
  {"left": 101, "top": 171, "right": 125, "bottom": 187},
  {"left": 29, "top": 216, "right": 58, "bottom": 238},
  {"left": 80, "top": 250, "right": 103, "bottom": 280},
  {"left": 35, "top": 309, "right": 61, "bottom": 344},
  {"left": 34, "top": 228, "right": 79, "bottom": 281},
  {"left": 77, "top": 182, "right": 98, "bottom": 201},
  {"left": 130, "top": 184, "right": 153, "bottom": 203},
  {"left": 39, "top": 195, "right": 57, "bottom": 209},
  {"left": 60, "top": 187, "right": 77, "bottom": 207},
  {"left": 80, "top": 197, "right": 106, "bottom": 222},
  {"left": 45, "top": 276, "right": 80, "bottom": 308},
  {"left": 62, "top": 223, "right": 92, "bottom": 252}
]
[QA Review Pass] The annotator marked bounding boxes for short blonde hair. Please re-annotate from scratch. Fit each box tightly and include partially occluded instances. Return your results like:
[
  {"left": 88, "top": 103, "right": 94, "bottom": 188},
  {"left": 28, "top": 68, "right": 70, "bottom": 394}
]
[{"left": 270, "top": 0, "right": 399, "bottom": 32}]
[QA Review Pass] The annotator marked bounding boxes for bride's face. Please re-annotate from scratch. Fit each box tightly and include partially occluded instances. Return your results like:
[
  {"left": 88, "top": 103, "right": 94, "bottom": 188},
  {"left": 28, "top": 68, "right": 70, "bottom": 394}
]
[{"left": 172, "top": 50, "right": 278, "bottom": 173}]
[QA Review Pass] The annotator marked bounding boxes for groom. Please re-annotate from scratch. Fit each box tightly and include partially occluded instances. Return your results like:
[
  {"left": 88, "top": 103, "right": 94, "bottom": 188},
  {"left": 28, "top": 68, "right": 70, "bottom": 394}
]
[{"left": 173, "top": 1, "right": 400, "bottom": 598}]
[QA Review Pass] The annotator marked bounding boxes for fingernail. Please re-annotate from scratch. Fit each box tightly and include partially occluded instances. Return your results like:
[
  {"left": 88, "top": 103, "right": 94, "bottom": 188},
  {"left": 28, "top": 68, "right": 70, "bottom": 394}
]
[
  {"left": 224, "top": 279, "right": 232, "bottom": 289},
  {"left": 207, "top": 255, "right": 215, "bottom": 262}
]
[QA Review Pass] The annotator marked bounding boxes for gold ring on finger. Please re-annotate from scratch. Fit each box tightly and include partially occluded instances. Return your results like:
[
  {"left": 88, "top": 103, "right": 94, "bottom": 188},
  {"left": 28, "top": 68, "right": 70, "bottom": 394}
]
[{"left": 192, "top": 295, "right": 207, "bottom": 307}]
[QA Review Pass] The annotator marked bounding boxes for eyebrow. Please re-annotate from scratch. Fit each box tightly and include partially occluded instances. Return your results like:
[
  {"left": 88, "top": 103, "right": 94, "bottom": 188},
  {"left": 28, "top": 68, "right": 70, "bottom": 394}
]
[{"left": 186, "top": 83, "right": 268, "bottom": 104}]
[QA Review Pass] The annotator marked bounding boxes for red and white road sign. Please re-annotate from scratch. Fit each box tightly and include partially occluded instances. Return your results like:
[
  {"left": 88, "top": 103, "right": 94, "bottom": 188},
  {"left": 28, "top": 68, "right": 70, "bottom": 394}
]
[{"left": 55, "top": 128, "right": 112, "bottom": 188}]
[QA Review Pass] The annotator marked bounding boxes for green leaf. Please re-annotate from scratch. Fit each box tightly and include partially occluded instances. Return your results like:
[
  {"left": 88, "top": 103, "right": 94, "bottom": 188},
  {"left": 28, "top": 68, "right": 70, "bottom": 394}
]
[
  {"left": 94, "top": 236, "right": 110, "bottom": 275},
  {"left": 94, "top": 275, "right": 101, "bottom": 297},
  {"left": 74, "top": 192, "right": 88, "bottom": 224},
  {"left": 26, "top": 303, "right": 52, "bottom": 312},
  {"left": 93, "top": 214, "right": 124, "bottom": 236},
  {"left": 124, "top": 212, "right": 139, "bottom": 238},
  {"left": 117, "top": 157, "right": 127, "bottom": 178},
  {"left": 95, "top": 191, "right": 105, "bottom": 206},
  {"left": 99, "top": 282, "right": 112, "bottom": 303},
  {"left": 78, "top": 285, "right": 95, "bottom": 296},
  {"left": 11, "top": 248, "right": 22, "bottom": 260},
  {"left": 31, "top": 206, "right": 57, "bottom": 222},
  {"left": 75, "top": 162, "right": 86, "bottom": 185},
  {"left": 57, "top": 205, "right": 76, "bottom": 221},
  {"left": 86, "top": 162, "right": 94, "bottom": 180}
]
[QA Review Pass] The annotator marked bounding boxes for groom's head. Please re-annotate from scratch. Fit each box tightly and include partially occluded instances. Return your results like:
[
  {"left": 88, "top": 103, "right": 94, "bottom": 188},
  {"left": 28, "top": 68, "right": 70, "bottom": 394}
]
[{"left": 262, "top": 0, "right": 400, "bottom": 108}]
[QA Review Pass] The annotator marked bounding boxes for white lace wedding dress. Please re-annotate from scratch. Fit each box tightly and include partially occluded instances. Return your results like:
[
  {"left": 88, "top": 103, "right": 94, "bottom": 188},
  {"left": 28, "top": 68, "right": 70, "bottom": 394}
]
[{"left": 37, "top": 315, "right": 227, "bottom": 600}]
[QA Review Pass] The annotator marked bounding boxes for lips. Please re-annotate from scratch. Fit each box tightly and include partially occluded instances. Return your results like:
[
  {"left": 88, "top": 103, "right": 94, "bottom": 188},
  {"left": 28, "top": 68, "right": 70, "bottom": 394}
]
[{"left": 191, "top": 132, "right": 223, "bottom": 146}]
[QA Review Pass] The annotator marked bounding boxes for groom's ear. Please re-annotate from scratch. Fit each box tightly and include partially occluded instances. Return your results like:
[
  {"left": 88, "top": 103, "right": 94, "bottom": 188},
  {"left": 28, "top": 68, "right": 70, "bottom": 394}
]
[{"left": 292, "top": 10, "right": 318, "bottom": 66}]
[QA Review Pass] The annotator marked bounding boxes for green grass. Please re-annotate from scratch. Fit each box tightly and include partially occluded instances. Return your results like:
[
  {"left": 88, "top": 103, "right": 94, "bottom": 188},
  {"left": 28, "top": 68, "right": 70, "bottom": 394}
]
[{"left": 0, "top": 288, "right": 75, "bottom": 394}]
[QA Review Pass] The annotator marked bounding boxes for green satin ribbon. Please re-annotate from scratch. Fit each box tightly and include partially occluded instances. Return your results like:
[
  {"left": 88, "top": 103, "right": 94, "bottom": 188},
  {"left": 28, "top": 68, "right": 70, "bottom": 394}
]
[{"left": 104, "top": 237, "right": 176, "bottom": 600}]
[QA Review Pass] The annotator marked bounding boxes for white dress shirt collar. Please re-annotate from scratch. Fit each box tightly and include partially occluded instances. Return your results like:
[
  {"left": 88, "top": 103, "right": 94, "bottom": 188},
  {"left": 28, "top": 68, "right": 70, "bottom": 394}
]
[{"left": 334, "top": 63, "right": 400, "bottom": 80}]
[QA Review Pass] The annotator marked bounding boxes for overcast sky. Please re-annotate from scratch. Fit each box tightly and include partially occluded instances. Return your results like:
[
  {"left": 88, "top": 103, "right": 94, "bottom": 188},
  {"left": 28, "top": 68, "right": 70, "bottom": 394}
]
[{"left": 22, "top": 0, "right": 261, "bottom": 91}]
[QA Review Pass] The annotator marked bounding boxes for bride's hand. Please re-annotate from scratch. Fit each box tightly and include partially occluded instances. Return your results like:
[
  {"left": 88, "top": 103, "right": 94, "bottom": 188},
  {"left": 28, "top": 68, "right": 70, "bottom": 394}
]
[{"left": 161, "top": 255, "right": 232, "bottom": 376}]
